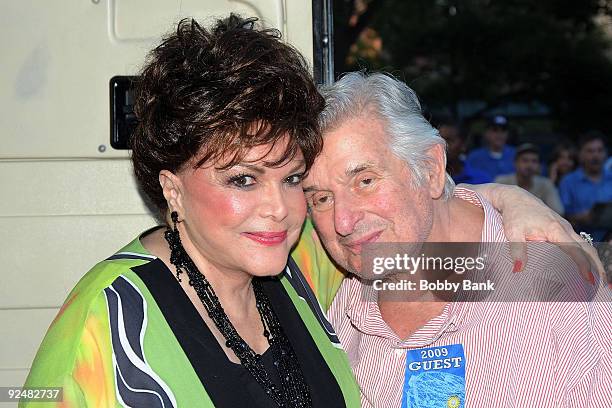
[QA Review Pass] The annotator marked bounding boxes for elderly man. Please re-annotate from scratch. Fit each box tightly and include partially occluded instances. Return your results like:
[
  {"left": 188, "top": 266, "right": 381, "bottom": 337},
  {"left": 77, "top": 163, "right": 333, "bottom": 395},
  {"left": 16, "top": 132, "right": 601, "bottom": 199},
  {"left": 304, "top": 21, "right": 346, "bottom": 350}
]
[{"left": 301, "top": 72, "right": 610, "bottom": 407}]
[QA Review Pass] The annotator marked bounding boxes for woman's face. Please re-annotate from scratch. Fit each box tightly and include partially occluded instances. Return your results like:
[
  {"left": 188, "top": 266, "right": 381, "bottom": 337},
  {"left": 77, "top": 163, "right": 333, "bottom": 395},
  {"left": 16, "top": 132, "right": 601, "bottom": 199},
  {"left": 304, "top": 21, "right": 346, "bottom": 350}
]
[
  {"left": 556, "top": 150, "right": 575, "bottom": 174},
  {"left": 165, "top": 138, "right": 307, "bottom": 277}
]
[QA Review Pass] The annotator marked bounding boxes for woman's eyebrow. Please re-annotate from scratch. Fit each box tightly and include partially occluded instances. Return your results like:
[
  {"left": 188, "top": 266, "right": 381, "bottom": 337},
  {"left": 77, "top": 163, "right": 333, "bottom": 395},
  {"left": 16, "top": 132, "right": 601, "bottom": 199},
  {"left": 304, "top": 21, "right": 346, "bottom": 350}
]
[
  {"left": 233, "top": 159, "right": 306, "bottom": 174},
  {"left": 231, "top": 163, "right": 266, "bottom": 174}
]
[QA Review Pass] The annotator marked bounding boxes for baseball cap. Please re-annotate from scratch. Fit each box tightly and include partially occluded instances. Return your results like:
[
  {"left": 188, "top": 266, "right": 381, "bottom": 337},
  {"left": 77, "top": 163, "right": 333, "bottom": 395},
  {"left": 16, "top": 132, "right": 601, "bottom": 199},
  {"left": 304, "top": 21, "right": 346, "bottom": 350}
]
[
  {"left": 487, "top": 115, "right": 508, "bottom": 129},
  {"left": 515, "top": 143, "right": 540, "bottom": 159}
]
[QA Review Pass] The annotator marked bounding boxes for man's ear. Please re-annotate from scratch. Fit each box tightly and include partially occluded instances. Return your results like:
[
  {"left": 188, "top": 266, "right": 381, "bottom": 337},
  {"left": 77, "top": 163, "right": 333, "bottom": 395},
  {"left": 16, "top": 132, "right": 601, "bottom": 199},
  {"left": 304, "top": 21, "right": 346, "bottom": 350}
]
[
  {"left": 159, "top": 170, "right": 183, "bottom": 213},
  {"left": 427, "top": 144, "right": 447, "bottom": 200}
]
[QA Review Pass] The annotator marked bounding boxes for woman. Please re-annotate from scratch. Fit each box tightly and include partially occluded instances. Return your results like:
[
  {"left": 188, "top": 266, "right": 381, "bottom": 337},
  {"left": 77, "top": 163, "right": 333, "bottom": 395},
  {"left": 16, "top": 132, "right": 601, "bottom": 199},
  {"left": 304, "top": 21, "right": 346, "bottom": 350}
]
[
  {"left": 548, "top": 141, "right": 577, "bottom": 186},
  {"left": 23, "top": 15, "right": 356, "bottom": 408},
  {"left": 21, "top": 15, "right": 596, "bottom": 408}
]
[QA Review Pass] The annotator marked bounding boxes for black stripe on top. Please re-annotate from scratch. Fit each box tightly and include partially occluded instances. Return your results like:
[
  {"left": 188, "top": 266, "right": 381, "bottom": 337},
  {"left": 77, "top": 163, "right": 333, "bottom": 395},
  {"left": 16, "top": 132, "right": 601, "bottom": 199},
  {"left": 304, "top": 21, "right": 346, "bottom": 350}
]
[
  {"left": 284, "top": 257, "right": 342, "bottom": 346},
  {"left": 132, "top": 258, "right": 346, "bottom": 408},
  {"left": 104, "top": 276, "right": 176, "bottom": 407}
]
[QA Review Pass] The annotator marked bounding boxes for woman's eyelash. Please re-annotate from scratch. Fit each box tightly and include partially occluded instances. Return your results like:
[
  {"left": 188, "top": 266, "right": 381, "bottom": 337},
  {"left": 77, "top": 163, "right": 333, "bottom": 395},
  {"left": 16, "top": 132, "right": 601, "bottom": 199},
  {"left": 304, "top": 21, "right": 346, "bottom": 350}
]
[
  {"left": 287, "top": 173, "right": 305, "bottom": 183},
  {"left": 228, "top": 173, "right": 250, "bottom": 181},
  {"left": 226, "top": 170, "right": 306, "bottom": 187},
  {"left": 227, "top": 173, "right": 255, "bottom": 186}
]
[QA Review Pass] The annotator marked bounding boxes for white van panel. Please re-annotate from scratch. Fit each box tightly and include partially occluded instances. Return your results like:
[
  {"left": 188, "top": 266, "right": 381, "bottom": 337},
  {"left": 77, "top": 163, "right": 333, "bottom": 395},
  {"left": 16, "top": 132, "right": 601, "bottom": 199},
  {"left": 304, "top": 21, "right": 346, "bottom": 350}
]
[
  {"left": 0, "top": 160, "right": 150, "bottom": 216},
  {"left": 1, "top": 0, "right": 314, "bottom": 399},
  {"left": 2, "top": 0, "right": 312, "bottom": 159},
  {"left": 2, "top": 213, "right": 156, "bottom": 308},
  {"left": 0, "top": 309, "right": 60, "bottom": 370}
]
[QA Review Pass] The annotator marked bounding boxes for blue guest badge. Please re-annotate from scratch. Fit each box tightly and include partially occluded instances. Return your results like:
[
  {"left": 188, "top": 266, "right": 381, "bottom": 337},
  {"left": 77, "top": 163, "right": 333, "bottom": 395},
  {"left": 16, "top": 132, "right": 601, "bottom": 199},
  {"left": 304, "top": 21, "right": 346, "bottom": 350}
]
[{"left": 401, "top": 344, "right": 466, "bottom": 408}]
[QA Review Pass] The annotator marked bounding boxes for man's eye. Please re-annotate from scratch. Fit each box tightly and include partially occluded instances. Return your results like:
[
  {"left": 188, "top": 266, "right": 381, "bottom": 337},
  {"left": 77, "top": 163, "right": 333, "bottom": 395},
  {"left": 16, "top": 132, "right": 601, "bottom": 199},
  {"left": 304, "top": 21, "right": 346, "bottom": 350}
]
[
  {"left": 360, "top": 177, "right": 374, "bottom": 187},
  {"left": 230, "top": 175, "right": 256, "bottom": 187},
  {"left": 308, "top": 192, "right": 334, "bottom": 211}
]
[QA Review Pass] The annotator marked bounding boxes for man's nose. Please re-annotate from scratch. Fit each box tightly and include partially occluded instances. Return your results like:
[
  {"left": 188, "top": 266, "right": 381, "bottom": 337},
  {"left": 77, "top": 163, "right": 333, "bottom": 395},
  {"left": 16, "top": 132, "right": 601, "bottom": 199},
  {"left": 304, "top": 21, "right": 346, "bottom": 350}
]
[{"left": 333, "top": 193, "right": 364, "bottom": 237}]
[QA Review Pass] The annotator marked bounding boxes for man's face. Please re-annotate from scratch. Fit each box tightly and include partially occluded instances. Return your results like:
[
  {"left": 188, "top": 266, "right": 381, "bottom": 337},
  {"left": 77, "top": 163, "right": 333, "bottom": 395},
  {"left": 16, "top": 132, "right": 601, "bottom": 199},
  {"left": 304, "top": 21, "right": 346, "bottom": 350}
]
[
  {"left": 484, "top": 126, "right": 508, "bottom": 151},
  {"left": 514, "top": 152, "right": 540, "bottom": 180},
  {"left": 580, "top": 139, "right": 606, "bottom": 174},
  {"left": 303, "top": 114, "right": 437, "bottom": 278}
]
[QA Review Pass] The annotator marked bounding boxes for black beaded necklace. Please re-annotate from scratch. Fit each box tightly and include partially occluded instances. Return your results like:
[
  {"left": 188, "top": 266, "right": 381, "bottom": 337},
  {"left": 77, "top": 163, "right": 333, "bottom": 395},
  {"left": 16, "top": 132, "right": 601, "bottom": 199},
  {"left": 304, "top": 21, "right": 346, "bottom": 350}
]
[{"left": 164, "top": 214, "right": 312, "bottom": 407}]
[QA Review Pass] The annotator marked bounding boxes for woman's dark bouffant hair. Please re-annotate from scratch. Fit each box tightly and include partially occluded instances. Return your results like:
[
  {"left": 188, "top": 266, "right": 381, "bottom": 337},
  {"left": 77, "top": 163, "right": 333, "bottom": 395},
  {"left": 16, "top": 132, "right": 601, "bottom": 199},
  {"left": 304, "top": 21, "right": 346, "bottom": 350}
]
[{"left": 131, "top": 14, "right": 324, "bottom": 212}]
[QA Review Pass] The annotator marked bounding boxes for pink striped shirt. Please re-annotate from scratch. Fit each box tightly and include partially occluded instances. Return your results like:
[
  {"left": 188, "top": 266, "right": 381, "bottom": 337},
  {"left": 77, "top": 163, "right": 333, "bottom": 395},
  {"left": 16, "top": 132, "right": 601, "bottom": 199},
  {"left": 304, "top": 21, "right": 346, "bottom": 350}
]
[{"left": 327, "top": 188, "right": 611, "bottom": 407}]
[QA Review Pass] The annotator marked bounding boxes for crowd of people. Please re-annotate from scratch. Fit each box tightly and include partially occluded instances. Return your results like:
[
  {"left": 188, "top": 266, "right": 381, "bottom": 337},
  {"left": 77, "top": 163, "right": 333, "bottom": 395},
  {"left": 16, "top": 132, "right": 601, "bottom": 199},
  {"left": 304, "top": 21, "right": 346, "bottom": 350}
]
[{"left": 436, "top": 115, "right": 612, "bottom": 241}]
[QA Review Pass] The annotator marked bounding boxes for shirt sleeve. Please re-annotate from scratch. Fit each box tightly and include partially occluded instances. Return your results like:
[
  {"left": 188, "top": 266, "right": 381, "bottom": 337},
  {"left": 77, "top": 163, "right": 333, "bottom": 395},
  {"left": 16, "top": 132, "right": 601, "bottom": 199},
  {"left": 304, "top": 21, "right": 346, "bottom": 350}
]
[
  {"left": 290, "top": 217, "right": 347, "bottom": 312},
  {"left": 20, "top": 291, "right": 117, "bottom": 408}
]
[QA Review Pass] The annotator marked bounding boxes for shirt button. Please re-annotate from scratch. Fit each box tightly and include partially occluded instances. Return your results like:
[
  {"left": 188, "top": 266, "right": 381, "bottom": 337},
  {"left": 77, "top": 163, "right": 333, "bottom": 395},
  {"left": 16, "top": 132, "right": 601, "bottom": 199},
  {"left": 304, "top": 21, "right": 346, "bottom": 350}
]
[{"left": 394, "top": 349, "right": 404, "bottom": 357}]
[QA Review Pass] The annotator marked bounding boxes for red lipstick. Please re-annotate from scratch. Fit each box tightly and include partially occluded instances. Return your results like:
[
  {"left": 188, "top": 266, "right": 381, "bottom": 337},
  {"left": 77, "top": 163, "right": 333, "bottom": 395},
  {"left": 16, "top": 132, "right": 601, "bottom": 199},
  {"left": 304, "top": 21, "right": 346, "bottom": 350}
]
[{"left": 242, "top": 231, "right": 287, "bottom": 246}]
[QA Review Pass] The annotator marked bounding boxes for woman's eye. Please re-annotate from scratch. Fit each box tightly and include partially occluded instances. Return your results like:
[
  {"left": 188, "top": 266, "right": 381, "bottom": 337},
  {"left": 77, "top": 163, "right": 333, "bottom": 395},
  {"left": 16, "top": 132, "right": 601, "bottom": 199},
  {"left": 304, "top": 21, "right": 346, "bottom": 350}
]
[
  {"left": 286, "top": 174, "right": 304, "bottom": 185},
  {"left": 230, "top": 175, "right": 256, "bottom": 187}
]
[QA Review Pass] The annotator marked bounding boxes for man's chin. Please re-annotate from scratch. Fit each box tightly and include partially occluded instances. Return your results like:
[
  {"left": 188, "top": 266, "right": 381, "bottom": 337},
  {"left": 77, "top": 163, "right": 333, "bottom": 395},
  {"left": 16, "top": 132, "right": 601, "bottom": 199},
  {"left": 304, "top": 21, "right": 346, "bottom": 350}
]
[
  {"left": 342, "top": 260, "right": 362, "bottom": 277},
  {"left": 587, "top": 163, "right": 603, "bottom": 171}
]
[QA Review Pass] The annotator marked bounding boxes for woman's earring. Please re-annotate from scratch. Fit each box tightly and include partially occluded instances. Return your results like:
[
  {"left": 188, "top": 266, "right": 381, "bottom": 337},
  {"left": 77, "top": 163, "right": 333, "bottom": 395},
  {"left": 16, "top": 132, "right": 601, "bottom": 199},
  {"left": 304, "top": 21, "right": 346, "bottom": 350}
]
[
  {"left": 164, "top": 211, "right": 184, "bottom": 282},
  {"left": 171, "top": 210, "right": 179, "bottom": 231}
]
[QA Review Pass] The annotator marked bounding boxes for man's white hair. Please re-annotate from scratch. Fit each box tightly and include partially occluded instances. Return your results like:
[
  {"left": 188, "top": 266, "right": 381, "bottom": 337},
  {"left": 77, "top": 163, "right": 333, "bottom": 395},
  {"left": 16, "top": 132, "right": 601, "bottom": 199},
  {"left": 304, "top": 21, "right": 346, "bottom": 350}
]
[{"left": 318, "top": 71, "right": 455, "bottom": 200}]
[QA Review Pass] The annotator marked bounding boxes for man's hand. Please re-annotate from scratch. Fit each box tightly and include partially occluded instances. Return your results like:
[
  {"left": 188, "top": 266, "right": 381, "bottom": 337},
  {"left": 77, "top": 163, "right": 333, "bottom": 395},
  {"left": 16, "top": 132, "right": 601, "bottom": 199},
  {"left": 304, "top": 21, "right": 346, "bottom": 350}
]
[{"left": 462, "top": 183, "right": 605, "bottom": 285}]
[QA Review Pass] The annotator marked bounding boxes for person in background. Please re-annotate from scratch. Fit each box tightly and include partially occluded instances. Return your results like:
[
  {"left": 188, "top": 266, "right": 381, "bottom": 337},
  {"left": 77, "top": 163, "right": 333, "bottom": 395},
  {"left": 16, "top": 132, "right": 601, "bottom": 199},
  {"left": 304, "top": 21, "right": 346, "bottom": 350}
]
[
  {"left": 496, "top": 143, "right": 564, "bottom": 214},
  {"left": 436, "top": 117, "right": 492, "bottom": 185},
  {"left": 466, "top": 114, "right": 515, "bottom": 180},
  {"left": 547, "top": 141, "right": 577, "bottom": 186},
  {"left": 559, "top": 130, "right": 612, "bottom": 241}
]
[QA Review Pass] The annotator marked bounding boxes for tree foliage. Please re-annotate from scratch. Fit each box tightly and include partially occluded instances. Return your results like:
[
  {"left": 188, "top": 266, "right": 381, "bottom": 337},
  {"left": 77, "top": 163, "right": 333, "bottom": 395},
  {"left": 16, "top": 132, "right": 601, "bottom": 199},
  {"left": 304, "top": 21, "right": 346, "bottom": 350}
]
[{"left": 334, "top": 0, "right": 612, "bottom": 133}]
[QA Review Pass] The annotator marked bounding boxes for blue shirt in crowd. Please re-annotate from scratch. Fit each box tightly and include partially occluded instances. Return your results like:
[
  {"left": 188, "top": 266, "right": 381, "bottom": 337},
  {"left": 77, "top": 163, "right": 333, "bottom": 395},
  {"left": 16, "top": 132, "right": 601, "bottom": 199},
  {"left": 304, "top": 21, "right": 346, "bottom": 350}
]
[
  {"left": 559, "top": 167, "right": 612, "bottom": 241},
  {"left": 466, "top": 145, "right": 516, "bottom": 180},
  {"left": 559, "top": 168, "right": 612, "bottom": 215},
  {"left": 452, "top": 161, "right": 493, "bottom": 185}
]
